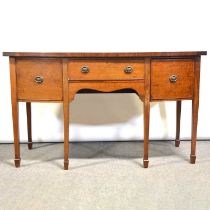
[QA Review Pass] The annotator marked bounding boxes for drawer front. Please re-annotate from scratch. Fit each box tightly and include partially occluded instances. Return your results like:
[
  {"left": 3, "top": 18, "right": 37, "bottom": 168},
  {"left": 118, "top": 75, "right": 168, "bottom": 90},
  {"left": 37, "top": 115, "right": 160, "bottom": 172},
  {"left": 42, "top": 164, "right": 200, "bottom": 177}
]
[
  {"left": 16, "top": 59, "right": 63, "bottom": 100},
  {"left": 151, "top": 59, "right": 194, "bottom": 100},
  {"left": 68, "top": 60, "right": 144, "bottom": 80}
]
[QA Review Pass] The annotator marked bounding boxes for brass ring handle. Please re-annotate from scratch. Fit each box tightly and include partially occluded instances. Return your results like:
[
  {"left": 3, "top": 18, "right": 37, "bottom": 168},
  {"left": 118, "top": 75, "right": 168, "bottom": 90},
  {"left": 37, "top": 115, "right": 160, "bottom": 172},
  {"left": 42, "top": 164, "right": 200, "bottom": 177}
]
[
  {"left": 81, "top": 66, "right": 89, "bottom": 73},
  {"left": 124, "top": 66, "right": 133, "bottom": 74},
  {"left": 34, "top": 76, "right": 44, "bottom": 84},
  {"left": 169, "top": 75, "right": 177, "bottom": 83}
]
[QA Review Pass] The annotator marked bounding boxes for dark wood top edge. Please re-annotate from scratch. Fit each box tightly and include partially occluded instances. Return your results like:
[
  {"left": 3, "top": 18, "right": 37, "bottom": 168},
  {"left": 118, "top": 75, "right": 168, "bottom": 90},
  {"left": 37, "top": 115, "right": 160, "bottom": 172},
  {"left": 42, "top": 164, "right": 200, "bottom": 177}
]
[{"left": 3, "top": 51, "right": 207, "bottom": 57}]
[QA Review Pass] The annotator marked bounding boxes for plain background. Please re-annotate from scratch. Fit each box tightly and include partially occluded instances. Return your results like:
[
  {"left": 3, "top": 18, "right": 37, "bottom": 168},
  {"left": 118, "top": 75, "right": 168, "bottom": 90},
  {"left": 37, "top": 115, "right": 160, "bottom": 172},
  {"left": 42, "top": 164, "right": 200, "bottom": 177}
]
[{"left": 0, "top": 0, "right": 209, "bottom": 142}]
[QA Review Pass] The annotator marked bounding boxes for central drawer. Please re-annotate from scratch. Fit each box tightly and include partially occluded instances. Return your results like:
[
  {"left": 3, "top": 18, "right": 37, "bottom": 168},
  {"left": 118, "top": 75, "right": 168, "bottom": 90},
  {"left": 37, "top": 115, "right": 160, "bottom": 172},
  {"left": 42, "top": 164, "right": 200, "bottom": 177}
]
[{"left": 68, "top": 59, "right": 144, "bottom": 80}]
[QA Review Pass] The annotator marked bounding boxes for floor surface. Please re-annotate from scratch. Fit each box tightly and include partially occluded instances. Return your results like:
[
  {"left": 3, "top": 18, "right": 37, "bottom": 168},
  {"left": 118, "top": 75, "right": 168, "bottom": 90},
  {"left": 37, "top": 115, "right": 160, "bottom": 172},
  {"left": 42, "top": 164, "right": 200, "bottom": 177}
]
[{"left": 0, "top": 141, "right": 210, "bottom": 210}]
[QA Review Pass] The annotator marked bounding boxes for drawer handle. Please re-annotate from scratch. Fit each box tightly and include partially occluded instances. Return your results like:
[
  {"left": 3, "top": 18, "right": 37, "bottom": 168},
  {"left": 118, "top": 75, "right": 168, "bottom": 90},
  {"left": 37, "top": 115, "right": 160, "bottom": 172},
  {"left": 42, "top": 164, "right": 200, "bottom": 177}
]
[
  {"left": 81, "top": 66, "right": 89, "bottom": 73},
  {"left": 124, "top": 66, "right": 133, "bottom": 74},
  {"left": 34, "top": 76, "right": 44, "bottom": 84},
  {"left": 169, "top": 75, "right": 177, "bottom": 83}
]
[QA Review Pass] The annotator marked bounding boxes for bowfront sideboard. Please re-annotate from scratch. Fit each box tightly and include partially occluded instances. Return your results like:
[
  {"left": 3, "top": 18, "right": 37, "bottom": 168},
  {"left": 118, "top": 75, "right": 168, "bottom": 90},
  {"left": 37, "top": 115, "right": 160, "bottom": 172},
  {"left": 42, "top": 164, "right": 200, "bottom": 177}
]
[{"left": 3, "top": 51, "right": 207, "bottom": 170}]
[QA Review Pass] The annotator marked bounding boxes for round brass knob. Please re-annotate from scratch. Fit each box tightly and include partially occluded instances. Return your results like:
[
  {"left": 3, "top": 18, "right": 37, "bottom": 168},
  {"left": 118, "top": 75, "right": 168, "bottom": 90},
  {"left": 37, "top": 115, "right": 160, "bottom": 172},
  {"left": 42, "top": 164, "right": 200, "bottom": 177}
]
[
  {"left": 169, "top": 75, "right": 177, "bottom": 83},
  {"left": 124, "top": 66, "right": 133, "bottom": 74},
  {"left": 34, "top": 76, "right": 44, "bottom": 84},
  {"left": 81, "top": 66, "right": 89, "bottom": 73}
]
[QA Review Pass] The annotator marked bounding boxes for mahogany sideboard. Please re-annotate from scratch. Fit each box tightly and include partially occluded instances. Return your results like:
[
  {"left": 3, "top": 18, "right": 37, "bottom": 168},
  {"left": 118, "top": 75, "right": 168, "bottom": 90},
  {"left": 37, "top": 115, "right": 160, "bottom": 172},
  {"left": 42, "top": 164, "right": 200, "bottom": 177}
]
[{"left": 3, "top": 51, "right": 207, "bottom": 170}]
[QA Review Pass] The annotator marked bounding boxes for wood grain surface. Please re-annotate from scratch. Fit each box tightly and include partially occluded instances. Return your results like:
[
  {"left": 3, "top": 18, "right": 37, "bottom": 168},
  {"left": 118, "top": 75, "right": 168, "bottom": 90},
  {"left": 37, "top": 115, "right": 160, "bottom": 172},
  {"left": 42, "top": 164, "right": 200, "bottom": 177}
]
[
  {"left": 16, "top": 59, "right": 63, "bottom": 101},
  {"left": 151, "top": 59, "right": 194, "bottom": 100},
  {"left": 3, "top": 51, "right": 207, "bottom": 58},
  {"left": 68, "top": 59, "right": 144, "bottom": 80}
]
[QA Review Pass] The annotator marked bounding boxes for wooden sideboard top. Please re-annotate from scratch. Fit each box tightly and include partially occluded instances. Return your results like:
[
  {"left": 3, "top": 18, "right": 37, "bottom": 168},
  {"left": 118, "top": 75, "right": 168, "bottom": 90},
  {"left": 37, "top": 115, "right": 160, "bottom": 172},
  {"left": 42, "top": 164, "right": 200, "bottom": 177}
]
[{"left": 3, "top": 51, "right": 207, "bottom": 58}]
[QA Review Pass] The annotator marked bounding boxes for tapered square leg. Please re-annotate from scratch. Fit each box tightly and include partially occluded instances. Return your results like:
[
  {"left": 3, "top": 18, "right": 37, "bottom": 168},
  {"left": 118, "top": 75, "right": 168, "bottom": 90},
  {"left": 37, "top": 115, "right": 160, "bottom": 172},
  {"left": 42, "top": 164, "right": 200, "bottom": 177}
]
[
  {"left": 63, "top": 100, "right": 69, "bottom": 170},
  {"left": 190, "top": 57, "right": 200, "bottom": 164},
  {"left": 190, "top": 99, "right": 199, "bottom": 164},
  {"left": 26, "top": 102, "right": 33, "bottom": 150},
  {"left": 63, "top": 59, "right": 69, "bottom": 170},
  {"left": 10, "top": 57, "right": 21, "bottom": 168},
  {"left": 12, "top": 102, "right": 21, "bottom": 168},
  {"left": 143, "top": 100, "right": 150, "bottom": 168},
  {"left": 175, "top": 101, "right": 181, "bottom": 147}
]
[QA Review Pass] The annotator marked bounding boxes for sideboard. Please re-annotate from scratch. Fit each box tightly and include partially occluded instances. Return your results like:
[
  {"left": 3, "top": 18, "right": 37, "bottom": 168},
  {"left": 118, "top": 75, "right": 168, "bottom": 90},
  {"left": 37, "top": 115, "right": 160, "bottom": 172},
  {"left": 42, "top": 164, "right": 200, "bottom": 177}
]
[{"left": 3, "top": 51, "right": 207, "bottom": 170}]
